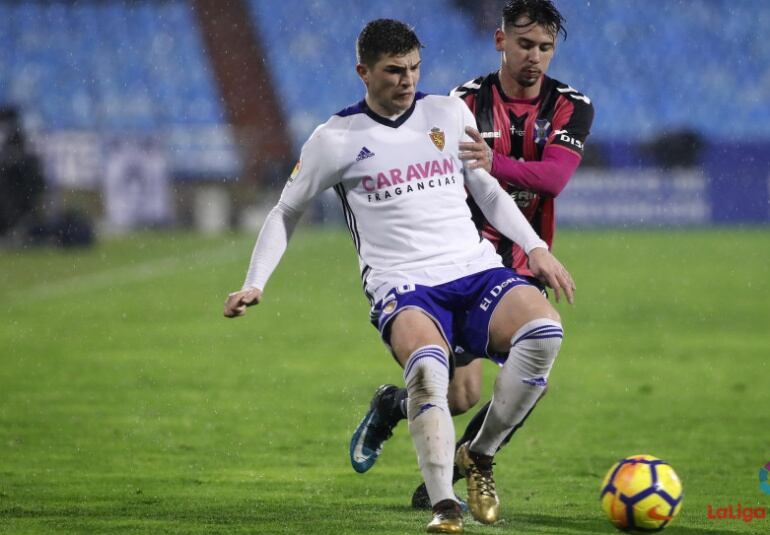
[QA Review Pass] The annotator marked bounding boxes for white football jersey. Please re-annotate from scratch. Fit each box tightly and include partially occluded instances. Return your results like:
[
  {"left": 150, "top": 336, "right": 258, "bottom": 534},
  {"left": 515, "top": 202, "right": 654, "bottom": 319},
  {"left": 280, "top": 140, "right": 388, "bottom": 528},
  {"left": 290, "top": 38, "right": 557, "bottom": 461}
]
[{"left": 247, "top": 93, "right": 546, "bottom": 304}]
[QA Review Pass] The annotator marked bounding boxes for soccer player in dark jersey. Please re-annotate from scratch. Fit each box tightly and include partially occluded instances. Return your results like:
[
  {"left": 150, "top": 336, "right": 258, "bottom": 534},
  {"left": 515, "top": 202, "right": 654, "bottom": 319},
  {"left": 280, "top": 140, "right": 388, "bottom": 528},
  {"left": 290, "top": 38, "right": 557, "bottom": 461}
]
[{"left": 350, "top": 0, "right": 594, "bottom": 515}]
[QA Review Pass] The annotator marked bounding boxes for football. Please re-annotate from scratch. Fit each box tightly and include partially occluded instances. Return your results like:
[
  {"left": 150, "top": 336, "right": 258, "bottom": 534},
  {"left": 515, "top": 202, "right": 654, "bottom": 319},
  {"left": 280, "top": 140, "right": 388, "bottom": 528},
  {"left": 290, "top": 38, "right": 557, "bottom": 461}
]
[{"left": 600, "top": 454, "right": 684, "bottom": 532}]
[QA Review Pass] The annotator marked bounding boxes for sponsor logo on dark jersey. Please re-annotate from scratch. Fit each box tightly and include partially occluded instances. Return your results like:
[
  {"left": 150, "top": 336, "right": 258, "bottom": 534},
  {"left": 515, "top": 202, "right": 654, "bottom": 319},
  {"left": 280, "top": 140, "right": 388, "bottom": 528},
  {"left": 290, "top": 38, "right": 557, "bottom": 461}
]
[
  {"left": 511, "top": 189, "right": 536, "bottom": 209},
  {"left": 554, "top": 130, "right": 584, "bottom": 151}
]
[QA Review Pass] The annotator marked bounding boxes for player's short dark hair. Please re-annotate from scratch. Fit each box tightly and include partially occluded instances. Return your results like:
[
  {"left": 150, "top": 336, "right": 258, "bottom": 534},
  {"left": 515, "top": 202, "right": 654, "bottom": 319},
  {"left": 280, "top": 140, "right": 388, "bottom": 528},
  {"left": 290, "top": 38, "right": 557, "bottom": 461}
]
[
  {"left": 502, "top": 0, "right": 567, "bottom": 41},
  {"left": 356, "top": 19, "right": 423, "bottom": 66}
]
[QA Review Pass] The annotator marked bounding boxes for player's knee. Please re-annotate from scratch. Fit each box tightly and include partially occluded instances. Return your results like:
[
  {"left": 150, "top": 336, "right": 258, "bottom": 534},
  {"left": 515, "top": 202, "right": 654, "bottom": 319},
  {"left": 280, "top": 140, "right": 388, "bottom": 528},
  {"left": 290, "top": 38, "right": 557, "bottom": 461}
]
[
  {"left": 509, "top": 319, "right": 564, "bottom": 379},
  {"left": 545, "top": 306, "right": 561, "bottom": 325},
  {"left": 403, "top": 345, "right": 450, "bottom": 418},
  {"left": 533, "top": 319, "right": 563, "bottom": 370},
  {"left": 490, "top": 288, "right": 561, "bottom": 352},
  {"left": 389, "top": 309, "right": 448, "bottom": 362},
  {"left": 537, "top": 330, "right": 563, "bottom": 368},
  {"left": 532, "top": 296, "right": 561, "bottom": 325}
]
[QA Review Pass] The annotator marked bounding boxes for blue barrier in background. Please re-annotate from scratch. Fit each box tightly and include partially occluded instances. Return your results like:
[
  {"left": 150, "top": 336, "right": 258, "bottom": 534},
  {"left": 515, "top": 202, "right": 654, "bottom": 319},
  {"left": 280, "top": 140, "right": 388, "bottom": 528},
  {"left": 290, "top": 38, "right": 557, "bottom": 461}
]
[
  {"left": 705, "top": 144, "right": 770, "bottom": 224},
  {"left": 558, "top": 143, "right": 770, "bottom": 226}
]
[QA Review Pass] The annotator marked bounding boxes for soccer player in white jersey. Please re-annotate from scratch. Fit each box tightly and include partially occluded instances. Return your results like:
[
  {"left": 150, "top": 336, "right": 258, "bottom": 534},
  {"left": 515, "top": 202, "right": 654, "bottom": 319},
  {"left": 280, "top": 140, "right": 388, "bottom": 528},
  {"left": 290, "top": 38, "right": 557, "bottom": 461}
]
[
  {"left": 350, "top": 0, "right": 594, "bottom": 515},
  {"left": 224, "top": 19, "right": 574, "bottom": 534}
]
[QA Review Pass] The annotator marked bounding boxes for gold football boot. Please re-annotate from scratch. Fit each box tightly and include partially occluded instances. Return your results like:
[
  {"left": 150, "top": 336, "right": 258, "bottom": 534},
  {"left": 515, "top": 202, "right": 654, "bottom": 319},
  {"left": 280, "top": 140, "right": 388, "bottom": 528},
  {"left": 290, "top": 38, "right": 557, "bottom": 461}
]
[
  {"left": 426, "top": 499, "right": 464, "bottom": 533},
  {"left": 455, "top": 442, "right": 499, "bottom": 524}
]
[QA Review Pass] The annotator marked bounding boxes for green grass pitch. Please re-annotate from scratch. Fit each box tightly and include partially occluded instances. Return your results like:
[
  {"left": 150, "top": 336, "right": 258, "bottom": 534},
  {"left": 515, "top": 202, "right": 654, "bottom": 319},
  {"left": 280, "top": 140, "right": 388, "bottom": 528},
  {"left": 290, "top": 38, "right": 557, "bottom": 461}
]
[{"left": 1, "top": 227, "right": 769, "bottom": 534}]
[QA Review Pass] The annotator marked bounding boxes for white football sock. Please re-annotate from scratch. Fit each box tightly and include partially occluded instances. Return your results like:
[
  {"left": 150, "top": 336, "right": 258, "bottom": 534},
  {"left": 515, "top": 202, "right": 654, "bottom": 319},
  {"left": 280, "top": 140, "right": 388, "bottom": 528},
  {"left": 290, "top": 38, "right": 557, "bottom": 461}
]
[
  {"left": 404, "top": 345, "right": 456, "bottom": 506},
  {"left": 470, "top": 319, "right": 563, "bottom": 456}
]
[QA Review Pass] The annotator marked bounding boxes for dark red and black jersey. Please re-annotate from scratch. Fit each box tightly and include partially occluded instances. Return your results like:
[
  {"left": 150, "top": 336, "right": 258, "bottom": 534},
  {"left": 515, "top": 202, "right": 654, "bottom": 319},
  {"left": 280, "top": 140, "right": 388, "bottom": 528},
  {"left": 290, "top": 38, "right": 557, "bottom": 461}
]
[{"left": 452, "top": 72, "right": 594, "bottom": 275}]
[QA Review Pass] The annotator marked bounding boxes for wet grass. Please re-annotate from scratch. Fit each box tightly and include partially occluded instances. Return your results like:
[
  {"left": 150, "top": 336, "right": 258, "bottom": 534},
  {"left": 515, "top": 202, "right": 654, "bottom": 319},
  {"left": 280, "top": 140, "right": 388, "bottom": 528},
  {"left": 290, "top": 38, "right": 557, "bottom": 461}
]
[{"left": 1, "top": 227, "right": 769, "bottom": 533}]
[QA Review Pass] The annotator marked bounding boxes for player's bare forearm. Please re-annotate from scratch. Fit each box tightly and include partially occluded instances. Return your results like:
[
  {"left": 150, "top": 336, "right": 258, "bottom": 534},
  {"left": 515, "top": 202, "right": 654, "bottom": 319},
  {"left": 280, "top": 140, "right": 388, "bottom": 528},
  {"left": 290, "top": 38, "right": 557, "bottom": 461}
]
[
  {"left": 527, "top": 248, "right": 575, "bottom": 305},
  {"left": 223, "top": 288, "right": 263, "bottom": 318}
]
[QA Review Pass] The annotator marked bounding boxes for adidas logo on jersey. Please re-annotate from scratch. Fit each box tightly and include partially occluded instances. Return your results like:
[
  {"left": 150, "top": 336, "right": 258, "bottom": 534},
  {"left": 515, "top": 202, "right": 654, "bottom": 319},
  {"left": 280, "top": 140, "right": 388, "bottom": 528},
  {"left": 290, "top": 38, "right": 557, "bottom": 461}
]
[{"left": 356, "top": 146, "right": 375, "bottom": 161}]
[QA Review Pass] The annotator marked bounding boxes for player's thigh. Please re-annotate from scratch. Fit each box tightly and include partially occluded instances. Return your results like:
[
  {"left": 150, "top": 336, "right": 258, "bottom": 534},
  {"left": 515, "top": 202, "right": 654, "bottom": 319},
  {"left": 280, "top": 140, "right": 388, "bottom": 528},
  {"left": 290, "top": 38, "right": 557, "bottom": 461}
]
[
  {"left": 447, "top": 358, "right": 483, "bottom": 415},
  {"left": 488, "top": 284, "right": 561, "bottom": 353},
  {"left": 389, "top": 308, "right": 450, "bottom": 368}
]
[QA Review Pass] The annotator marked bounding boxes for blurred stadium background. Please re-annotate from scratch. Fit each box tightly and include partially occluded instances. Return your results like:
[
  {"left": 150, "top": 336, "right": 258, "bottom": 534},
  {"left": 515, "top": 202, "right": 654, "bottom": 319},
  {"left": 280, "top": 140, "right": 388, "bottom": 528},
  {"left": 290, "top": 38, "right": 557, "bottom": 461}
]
[{"left": 1, "top": 0, "right": 769, "bottom": 243}]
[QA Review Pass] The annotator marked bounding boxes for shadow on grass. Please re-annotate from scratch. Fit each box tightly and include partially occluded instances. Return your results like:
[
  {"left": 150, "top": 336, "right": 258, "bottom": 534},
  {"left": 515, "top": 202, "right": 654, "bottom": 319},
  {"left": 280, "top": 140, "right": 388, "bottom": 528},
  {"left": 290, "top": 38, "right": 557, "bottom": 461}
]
[{"left": 510, "top": 512, "right": 750, "bottom": 535}]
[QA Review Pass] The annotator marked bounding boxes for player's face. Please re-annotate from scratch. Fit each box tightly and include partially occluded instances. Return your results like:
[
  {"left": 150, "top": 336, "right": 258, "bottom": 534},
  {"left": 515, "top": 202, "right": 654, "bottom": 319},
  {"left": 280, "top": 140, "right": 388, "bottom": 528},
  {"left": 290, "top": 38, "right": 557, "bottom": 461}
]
[
  {"left": 496, "top": 16, "right": 556, "bottom": 93},
  {"left": 357, "top": 48, "right": 421, "bottom": 117}
]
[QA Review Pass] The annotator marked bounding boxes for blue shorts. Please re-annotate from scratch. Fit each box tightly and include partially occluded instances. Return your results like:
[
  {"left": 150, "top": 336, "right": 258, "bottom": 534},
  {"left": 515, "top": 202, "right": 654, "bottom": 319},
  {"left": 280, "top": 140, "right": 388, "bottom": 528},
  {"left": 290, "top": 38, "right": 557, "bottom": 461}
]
[{"left": 370, "top": 267, "right": 539, "bottom": 365}]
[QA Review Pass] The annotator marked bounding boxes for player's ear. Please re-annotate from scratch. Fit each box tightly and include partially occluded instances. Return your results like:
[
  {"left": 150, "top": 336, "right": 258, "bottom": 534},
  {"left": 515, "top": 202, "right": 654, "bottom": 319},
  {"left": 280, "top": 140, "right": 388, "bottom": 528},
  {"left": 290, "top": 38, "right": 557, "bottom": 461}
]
[
  {"left": 356, "top": 63, "right": 369, "bottom": 85},
  {"left": 494, "top": 28, "right": 506, "bottom": 52}
]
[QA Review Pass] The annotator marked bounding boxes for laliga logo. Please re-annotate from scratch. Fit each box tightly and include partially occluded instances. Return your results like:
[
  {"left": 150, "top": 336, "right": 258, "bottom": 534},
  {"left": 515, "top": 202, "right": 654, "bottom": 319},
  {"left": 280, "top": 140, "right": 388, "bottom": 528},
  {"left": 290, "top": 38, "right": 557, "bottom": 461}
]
[
  {"left": 704, "top": 463, "right": 770, "bottom": 523},
  {"left": 761, "top": 462, "right": 770, "bottom": 494}
]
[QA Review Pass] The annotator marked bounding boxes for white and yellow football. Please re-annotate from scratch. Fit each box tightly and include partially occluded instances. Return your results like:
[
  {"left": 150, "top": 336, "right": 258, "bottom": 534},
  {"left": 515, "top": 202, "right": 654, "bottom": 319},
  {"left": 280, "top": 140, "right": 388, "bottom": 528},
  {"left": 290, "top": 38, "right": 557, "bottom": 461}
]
[{"left": 600, "top": 454, "right": 683, "bottom": 532}]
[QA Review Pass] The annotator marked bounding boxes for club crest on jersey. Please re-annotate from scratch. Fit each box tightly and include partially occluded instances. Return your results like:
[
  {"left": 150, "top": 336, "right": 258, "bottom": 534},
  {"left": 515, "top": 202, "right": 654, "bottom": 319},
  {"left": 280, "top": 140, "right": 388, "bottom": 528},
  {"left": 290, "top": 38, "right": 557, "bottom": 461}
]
[
  {"left": 534, "top": 119, "right": 551, "bottom": 146},
  {"left": 429, "top": 127, "right": 445, "bottom": 151}
]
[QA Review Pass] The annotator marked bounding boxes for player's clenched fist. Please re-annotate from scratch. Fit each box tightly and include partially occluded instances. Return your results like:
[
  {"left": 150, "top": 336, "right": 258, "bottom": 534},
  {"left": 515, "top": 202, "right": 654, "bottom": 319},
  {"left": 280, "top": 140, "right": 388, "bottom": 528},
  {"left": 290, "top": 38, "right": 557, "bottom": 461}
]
[{"left": 223, "top": 288, "right": 263, "bottom": 318}]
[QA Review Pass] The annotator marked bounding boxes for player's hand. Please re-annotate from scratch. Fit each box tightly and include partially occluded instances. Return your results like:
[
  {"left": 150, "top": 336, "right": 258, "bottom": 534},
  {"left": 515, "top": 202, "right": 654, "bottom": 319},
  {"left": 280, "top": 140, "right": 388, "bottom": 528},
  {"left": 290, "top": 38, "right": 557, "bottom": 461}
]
[
  {"left": 527, "top": 248, "right": 575, "bottom": 304},
  {"left": 459, "top": 126, "right": 493, "bottom": 172},
  {"left": 223, "top": 287, "right": 263, "bottom": 318}
]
